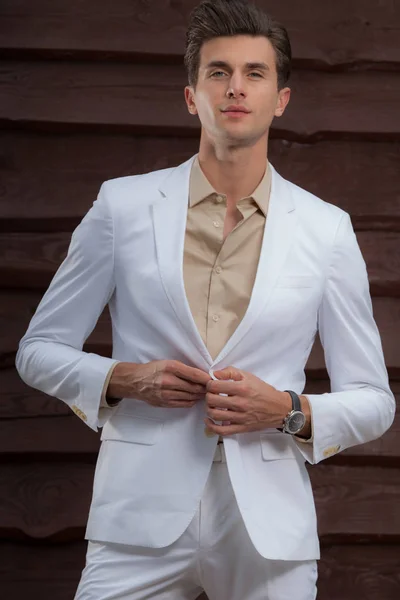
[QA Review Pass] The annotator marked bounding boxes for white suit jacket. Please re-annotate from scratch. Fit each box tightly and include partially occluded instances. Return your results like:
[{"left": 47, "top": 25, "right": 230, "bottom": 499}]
[{"left": 16, "top": 155, "right": 395, "bottom": 560}]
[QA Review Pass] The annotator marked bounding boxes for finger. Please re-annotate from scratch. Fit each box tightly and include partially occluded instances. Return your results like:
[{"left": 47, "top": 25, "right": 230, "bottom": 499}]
[
  {"left": 168, "top": 361, "right": 211, "bottom": 385},
  {"left": 164, "top": 400, "right": 197, "bottom": 408},
  {"left": 206, "top": 392, "right": 246, "bottom": 412},
  {"left": 207, "top": 408, "right": 245, "bottom": 423},
  {"left": 211, "top": 366, "right": 243, "bottom": 381},
  {"left": 204, "top": 417, "right": 246, "bottom": 436},
  {"left": 207, "top": 379, "right": 245, "bottom": 396},
  {"left": 161, "top": 390, "right": 205, "bottom": 402},
  {"left": 163, "top": 375, "right": 207, "bottom": 394}
]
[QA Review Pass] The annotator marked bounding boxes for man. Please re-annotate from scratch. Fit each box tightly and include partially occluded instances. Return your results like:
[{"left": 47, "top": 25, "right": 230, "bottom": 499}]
[{"left": 16, "top": 1, "right": 395, "bottom": 598}]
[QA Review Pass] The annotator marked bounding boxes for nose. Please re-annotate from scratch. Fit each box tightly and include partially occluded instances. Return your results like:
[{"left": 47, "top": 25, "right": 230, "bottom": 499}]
[{"left": 226, "top": 73, "right": 246, "bottom": 98}]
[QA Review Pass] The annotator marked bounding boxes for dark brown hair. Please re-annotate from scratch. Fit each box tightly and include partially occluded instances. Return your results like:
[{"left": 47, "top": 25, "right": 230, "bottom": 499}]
[{"left": 184, "top": 0, "right": 291, "bottom": 91}]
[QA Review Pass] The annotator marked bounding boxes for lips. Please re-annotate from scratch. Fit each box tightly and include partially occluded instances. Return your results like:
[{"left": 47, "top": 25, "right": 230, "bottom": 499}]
[{"left": 222, "top": 106, "right": 250, "bottom": 113}]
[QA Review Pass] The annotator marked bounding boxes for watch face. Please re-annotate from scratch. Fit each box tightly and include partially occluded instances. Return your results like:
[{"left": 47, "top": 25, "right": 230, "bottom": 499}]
[{"left": 288, "top": 411, "right": 306, "bottom": 434}]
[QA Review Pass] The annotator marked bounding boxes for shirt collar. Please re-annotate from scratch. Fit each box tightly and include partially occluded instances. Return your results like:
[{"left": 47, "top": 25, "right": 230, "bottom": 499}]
[{"left": 188, "top": 155, "right": 271, "bottom": 217}]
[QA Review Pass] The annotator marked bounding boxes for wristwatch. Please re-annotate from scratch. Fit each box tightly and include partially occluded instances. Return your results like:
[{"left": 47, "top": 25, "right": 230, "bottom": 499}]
[{"left": 282, "top": 390, "right": 306, "bottom": 435}]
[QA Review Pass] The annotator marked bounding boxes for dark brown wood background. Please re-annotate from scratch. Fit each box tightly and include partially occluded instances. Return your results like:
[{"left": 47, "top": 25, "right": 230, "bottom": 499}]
[{"left": 1, "top": 1, "right": 400, "bottom": 598}]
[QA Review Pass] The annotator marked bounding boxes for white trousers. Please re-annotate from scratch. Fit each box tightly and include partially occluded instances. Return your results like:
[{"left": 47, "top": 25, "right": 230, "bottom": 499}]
[{"left": 75, "top": 444, "right": 318, "bottom": 600}]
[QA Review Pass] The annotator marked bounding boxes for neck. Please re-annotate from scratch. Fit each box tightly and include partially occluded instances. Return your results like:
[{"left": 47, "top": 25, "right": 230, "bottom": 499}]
[{"left": 197, "top": 133, "right": 269, "bottom": 203}]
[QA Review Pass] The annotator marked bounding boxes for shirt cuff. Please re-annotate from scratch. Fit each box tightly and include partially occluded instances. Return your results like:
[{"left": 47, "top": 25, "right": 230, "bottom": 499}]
[{"left": 100, "top": 361, "right": 121, "bottom": 408}]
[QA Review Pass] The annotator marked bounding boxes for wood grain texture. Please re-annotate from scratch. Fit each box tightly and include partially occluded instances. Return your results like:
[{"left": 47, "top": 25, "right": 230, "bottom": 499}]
[
  {"left": 2, "top": 62, "right": 400, "bottom": 141},
  {"left": 1, "top": 0, "right": 399, "bottom": 68},
  {"left": 1, "top": 229, "right": 399, "bottom": 294},
  {"left": 1, "top": 133, "right": 399, "bottom": 231},
  {"left": 310, "top": 465, "right": 400, "bottom": 540},
  {"left": 1, "top": 541, "right": 399, "bottom": 600},
  {"left": 316, "top": 545, "right": 400, "bottom": 599},
  {"left": 0, "top": 462, "right": 93, "bottom": 539},
  {"left": 1, "top": 462, "right": 399, "bottom": 540}
]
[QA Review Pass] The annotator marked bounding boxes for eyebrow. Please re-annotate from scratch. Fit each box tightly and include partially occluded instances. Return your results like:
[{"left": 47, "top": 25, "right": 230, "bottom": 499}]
[{"left": 204, "top": 60, "right": 270, "bottom": 72}]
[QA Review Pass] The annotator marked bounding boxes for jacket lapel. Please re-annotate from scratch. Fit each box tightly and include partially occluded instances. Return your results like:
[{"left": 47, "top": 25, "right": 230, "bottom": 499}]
[
  {"left": 153, "top": 156, "right": 213, "bottom": 367},
  {"left": 213, "top": 166, "right": 298, "bottom": 366}
]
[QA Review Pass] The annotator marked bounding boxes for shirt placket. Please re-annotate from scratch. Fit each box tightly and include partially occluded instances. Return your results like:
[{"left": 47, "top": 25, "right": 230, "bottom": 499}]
[{"left": 206, "top": 200, "right": 256, "bottom": 359}]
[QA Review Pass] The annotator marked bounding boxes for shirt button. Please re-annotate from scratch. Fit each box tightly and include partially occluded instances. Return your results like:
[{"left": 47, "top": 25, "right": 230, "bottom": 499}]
[
  {"left": 213, "top": 221, "right": 221, "bottom": 228},
  {"left": 215, "top": 195, "right": 224, "bottom": 204},
  {"left": 212, "top": 314, "right": 220, "bottom": 322},
  {"left": 215, "top": 266, "right": 222, "bottom": 274}
]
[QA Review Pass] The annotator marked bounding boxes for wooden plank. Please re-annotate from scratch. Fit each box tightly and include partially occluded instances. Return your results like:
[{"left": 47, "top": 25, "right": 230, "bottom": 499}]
[
  {"left": 0, "top": 0, "right": 399, "bottom": 67},
  {"left": 1, "top": 229, "right": 399, "bottom": 294},
  {"left": 1, "top": 541, "right": 399, "bottom": 600},
  {"left": 0, "top": 132, "right": 199, "bottom": 230},
  {"left": 1, "top": 133, "right": 399, "bottom": 231},
  {"left": 317, "top": 545, "right": 400, "bottom": 599},
  {"left": 0, "top": 416, "right": 100, "bottom": 455},
  {"left": 310, "top": 465, "right": 400, "bottom": 540},
  {"left": 0, "top": 368, "right": 70, "bottom": 418},
  {"left": 1, "top": 462, "right": 399, "bottom": 540},
  {"left": 1, "top": 62, "right": 400, "bottom": 141},
  {"left": 3, "top": 291, "right": 398, "bottom": 374}
]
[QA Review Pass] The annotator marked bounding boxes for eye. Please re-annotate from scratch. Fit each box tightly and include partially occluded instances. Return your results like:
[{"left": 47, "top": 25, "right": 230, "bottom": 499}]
[
  {"left": 249, "top": 72, "right": 262, "bottom": 78},
  {"left": 210, "top": 71, "right": 226, "bottom": 78}
]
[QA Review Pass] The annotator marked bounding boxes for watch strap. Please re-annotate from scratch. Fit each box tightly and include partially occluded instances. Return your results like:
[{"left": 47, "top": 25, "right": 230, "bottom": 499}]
[{"left": 284, "top": 390, "right": 301, "bottom": 412}]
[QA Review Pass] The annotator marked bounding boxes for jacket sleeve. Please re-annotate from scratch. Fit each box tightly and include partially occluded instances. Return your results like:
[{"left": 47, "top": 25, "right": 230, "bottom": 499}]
[
  {"left": 15, "top": 182, "right": 119, "bottom": 431},
  {"left": 294, "top": 212, "right": 396, "bottom": 464}
]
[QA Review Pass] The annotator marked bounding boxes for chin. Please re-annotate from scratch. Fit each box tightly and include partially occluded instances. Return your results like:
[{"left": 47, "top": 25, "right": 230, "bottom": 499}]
[{"left": 222, "top": 127, "right": 255, "bottom": 140}]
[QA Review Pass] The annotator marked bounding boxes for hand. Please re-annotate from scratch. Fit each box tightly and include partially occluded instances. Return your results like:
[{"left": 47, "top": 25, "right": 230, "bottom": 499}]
[
  {"left": 107, "top": 360, "right": 211, "bottom": 408},
  {"left": 204, "top": 366, "right": 292, "bottom": 436}
]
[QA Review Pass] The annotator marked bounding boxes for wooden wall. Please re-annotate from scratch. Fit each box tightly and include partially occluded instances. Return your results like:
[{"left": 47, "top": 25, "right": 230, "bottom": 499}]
[{"left": 1, "top": 1, "right": 400, "bottom": 598}]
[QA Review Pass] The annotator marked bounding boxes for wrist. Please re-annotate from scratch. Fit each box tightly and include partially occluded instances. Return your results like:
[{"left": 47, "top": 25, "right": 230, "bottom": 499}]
[
  {"left": 107, "top": 362, "right": 138, "bottom": 399},
  {"left": 280, "top": 391, "right": 312, "bottom": 438},
  {"left": 279, "top": 391, "right": 292, "bottom": 426},
  {"left": 297, "top": 395, "right": 312, "bottom": 438}
]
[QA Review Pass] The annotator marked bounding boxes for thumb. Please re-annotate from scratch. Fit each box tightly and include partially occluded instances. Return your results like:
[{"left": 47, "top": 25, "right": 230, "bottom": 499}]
[{"left": 212, "top": 366, "right": 243, "bottom": 381}]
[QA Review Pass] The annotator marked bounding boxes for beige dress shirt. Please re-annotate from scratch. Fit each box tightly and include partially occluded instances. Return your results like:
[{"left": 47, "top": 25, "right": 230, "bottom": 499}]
[{"left": 183, "top": 156, "right": 271, "bottom": 359}]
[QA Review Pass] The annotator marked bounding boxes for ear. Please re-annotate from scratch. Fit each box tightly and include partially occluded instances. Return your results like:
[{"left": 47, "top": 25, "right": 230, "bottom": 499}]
[
  {"left": 274, "top": 86, "right": 291, "bottom": 118},
  {"left": 184, "top": 86, "right": 198, "bottom": 115}
]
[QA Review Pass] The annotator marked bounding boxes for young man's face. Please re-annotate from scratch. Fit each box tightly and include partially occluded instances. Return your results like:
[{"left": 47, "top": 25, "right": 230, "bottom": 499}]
[{"left": 185, "top": 35, "right": 290, "bottom": 146}]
